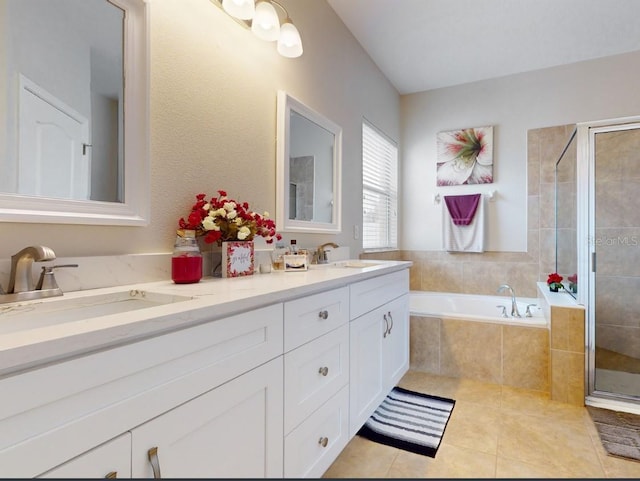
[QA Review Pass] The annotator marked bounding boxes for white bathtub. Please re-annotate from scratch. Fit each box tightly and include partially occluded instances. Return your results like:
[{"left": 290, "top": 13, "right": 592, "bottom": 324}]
[{"left": 409, "top": 291, "right": 547, "bottom": 327}]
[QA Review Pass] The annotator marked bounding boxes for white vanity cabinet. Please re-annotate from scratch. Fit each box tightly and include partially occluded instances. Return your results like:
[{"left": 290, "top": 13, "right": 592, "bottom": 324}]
[
  {"left": 0, "top": 262, "right": 413, "bottom": 479},
  {"left": 0, "top": 303, "right": 284, "bottom": 478},
  {"left": 38, "top": 433, "right": 131, "bottom": 479},
  {"left": 131, "top": 357, "right": 283, "bottom": 478},
  {"left": 282, "top": 287, "right": 351, "bottom": 478},
  {"left": 349, "top": 270, "right": 410, "bottom": 437}
]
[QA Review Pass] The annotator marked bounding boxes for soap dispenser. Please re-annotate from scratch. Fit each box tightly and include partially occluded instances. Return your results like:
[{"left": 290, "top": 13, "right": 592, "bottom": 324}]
[{"left": 171, "top": 230, "right": 202, "bottom": 284}]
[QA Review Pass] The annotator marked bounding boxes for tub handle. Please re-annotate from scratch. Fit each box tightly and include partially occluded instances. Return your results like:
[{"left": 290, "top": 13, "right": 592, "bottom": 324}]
[
  {"left": 496, "top": 305, "right": 508, "bottom": 318},
  {"left": 525, "top": 304, "right": 537, "bottom": 317}
]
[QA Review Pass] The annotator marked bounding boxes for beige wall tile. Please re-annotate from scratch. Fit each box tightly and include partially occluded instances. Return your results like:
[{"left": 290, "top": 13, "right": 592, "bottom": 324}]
[
  {"left": 409, "top": 315, "right": 440, "bottom": 373},
  {"left": 503, "top": 326, "right": 550, "bottom": 392},
  {"left": 419, "top": 260, "right": 464, "bottom": 293},
  {"left": 551, "top": 350, "right": 585, "bottom": 405},
  {"left": 440, "top": 319, "right": 502, "bottom": 384},
  {"left": 550, "top": 306, "right": 585, "bottom": 352}
]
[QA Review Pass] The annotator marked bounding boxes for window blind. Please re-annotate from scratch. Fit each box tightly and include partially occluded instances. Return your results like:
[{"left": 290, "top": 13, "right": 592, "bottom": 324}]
[{"left": 362, "top": 121, "right": 398, "bottom": 250}]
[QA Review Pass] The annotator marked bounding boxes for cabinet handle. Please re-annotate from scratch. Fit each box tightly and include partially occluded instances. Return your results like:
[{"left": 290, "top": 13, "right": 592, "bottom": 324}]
[
  {"left": 318, "top": 436, "right": 329, "bottom": 447},
  {"left": 147, "top": 447, "right": 162, "bottom": 479},
  {"left": 383, "top": 313, "right": 389, "bottom": 338},
  {"left": 318, "top": 366, "right": 329, "bottom": 376},
  {"left": 318, "top": 310, "right": 329, "bottom": 320},
  {"left": 387, "top": 311, "right": 394, "bottom": 335},
  {"left": 105, "top": 472, "right": 118, "bottom": 479}
]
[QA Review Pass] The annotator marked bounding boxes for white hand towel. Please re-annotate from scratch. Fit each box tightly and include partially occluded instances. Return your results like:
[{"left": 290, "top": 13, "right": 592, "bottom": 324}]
[{"left": 442, "top": 197, "right": 485, "bottom": 252}]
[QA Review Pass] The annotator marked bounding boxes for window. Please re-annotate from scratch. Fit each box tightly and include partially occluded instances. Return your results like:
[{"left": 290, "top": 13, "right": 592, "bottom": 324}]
[{"left": 362, "top": 120, "right": 398, "bottom": 250}]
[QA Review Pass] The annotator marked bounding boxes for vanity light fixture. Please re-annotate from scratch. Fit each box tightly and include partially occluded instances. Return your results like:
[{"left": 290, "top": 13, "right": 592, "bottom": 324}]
[
  {"left": 213, "top": 0, "right": 303, "bottom": 58},
  {"left": 222, "top": 0, "right": 255, "bottom": 20}
]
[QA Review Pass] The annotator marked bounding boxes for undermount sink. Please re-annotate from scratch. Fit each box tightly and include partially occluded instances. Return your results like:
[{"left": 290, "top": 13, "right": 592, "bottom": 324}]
[
  {"left": 308, "top": 260, "right": 384, "bottom": 270},
  {"left": 0, "top": 289, "right": 193, "bottom": 335}
]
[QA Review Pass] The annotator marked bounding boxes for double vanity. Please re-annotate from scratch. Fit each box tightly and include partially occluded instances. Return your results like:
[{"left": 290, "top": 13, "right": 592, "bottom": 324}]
[{"left": 0, "top": 260, "right": 410, "bottom": 478}]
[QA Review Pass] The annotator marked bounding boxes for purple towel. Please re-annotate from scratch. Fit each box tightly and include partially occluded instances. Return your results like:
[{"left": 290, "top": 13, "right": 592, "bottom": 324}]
[{"left": 444, "top": 194, "right": 481, "bottom": 226}]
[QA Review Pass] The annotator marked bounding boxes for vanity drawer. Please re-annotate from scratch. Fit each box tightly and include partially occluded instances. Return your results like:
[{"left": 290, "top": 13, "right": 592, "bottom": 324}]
[
  {"left": 284, "top": 287, "right": 349, "bottom": 351},
  {"left": 350, "top": 269, "right": 409, "bottom": 320},
  {"left": 284, "top": 385, "right": 349, "bottom": 479},
  {"left": 284, "top": 324, "right": 349, "bottom": 434}
]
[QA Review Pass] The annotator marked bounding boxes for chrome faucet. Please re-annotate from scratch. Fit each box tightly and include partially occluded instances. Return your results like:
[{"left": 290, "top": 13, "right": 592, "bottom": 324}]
[
  {"left": 497, "top": 284, "right": 522, "bottom": 318},
  {"left": 1, "top": 246, "right": 77, "bottom": 304},
  {"left": 316, "top": 242, "right": 339, "bottom": 264},
  {"left": 8, "top": 246, "right": 56, "bottom": 293}
]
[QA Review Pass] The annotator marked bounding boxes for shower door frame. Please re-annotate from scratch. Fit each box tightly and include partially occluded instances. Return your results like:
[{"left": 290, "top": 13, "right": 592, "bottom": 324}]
[{"left": 578, "top": 114, "right": 640, "bottom": 411}]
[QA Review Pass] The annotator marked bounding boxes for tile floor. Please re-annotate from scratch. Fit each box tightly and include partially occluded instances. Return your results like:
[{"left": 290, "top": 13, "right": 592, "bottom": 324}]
[{"left": 323, "top": 371, "right": 640, "bottom": 478}]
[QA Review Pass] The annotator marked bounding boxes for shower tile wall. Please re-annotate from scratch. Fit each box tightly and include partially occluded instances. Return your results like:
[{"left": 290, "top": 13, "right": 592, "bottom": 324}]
[
  {"left": 362, "top": 124, "right": 575, "bottom": 298},
  {"left": 594, "top": 129, "right": 640, "bottom": 363}
]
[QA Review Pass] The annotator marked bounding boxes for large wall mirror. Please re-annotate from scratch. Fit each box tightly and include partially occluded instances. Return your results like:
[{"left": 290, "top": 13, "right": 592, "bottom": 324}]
[
  {"left": 0, "top": 0, "right": 149, "bottom": 225},
  {"left": 276, "top": 91, "right": 342, "bottom": 233}
]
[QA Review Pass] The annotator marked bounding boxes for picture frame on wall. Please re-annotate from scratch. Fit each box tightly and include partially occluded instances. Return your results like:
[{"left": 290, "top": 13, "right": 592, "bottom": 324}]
[{"left": 436, "top": 126, "right": 494, "bottom": 186}]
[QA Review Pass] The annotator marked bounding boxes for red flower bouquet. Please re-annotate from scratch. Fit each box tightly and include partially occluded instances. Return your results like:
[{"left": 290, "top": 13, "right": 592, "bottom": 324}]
[{"left": 178, "top": 191, "right": 282, "bottom": 245}]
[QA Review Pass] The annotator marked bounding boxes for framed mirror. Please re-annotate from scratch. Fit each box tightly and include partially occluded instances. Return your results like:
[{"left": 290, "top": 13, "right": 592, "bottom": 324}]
[
  {"left": 276, "top": 91, "right": 342, "bottom": 233},
  {"left": 0, "top": 0, "right": 149, "bottom": 225}
]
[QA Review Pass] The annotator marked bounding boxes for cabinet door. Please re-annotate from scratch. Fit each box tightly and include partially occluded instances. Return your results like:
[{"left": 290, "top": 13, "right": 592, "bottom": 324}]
[
  {"left": 383, "top": 294, "right": 409, "bottom": 390},
  {"left": 349, "top": 308, "right": 385, "bottom": 437},
  {"left": 37, "top": 433, "right": 131, "bottom": 479},
  {"left": 131, "top": 357, "right": 283, "bottom": 478}
]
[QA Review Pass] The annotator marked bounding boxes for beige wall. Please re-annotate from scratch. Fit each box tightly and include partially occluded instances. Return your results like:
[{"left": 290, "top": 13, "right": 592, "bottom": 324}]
[{"left": 0, "top": 0, "right": 400, "bottom": 261}]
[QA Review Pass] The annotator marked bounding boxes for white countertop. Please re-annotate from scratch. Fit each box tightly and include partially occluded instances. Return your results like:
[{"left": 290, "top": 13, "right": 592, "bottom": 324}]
[{"left": 0, "top": 260, "right": 411, "bottom": 378}]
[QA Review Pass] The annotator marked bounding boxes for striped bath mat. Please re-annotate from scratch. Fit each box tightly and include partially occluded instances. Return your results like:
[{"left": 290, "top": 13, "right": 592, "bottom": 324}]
[{"left": 357, "top": 386, "right": 455, "bottom": 458}]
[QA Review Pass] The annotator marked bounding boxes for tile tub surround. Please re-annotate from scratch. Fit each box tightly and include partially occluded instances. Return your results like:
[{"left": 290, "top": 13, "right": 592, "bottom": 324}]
[
  {"left": 408, "top": 285, "right": 586, "bottom": 403},
  {"left": 410, "top": 315, "right": 550, "bottom": 392}
]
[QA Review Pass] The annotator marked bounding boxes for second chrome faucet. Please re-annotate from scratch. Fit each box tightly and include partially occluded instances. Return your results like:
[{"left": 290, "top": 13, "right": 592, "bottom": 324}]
[{"left": 497, "top": 284, "right": 522, "bottom": 318}]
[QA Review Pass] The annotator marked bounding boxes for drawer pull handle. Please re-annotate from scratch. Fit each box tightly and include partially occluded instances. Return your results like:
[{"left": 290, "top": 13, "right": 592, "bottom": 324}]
[
  {"left": 318, "top": 310, "right": 329, "bottom": 320},
  {"left": 387, "top": 311, "right": 394, "bottom": 335},
  {"left": 383, "top": 313, "right": 390, "bottom": 338},
  {"left": 318, "top": 366, "right": 329, "bottom": 376},
  {"left": 105, "top": 472, "right": 118, "bottom": 479},
  {"left": 318, "top": 436, "right": 329, "bottom": 447},
  {"left": 148, "top": 447, "right": 162, "bottom": 479}
]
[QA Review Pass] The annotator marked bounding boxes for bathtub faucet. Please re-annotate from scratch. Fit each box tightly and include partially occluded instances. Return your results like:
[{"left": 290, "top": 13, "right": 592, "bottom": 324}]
[{"left": 497, "top": 284, "right": 522, "bottom": 318}]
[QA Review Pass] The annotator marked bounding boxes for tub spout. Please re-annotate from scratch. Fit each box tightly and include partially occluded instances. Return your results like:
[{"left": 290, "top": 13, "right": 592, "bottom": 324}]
[{"left": 497, "top": 284, "right": 522, "bottom": 318}]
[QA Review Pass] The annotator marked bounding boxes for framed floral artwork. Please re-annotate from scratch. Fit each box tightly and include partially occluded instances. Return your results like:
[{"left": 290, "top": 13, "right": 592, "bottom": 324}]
[{"left": 436, "top": 126, "right": 494, "bottom": 185}]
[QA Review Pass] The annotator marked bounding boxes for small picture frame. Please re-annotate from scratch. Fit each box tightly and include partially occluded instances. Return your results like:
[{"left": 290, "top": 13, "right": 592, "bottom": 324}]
[
  {"left": 222, "top": 241, "right": 254, "bottom": 278},
  {"left": 283, "top": 254, "right": 308, "bottom": 272}
]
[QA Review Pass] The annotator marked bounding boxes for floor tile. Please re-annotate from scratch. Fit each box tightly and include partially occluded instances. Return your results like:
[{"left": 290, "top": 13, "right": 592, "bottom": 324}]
[{"left": 323, "top": 371, "right": 640, "bottom": 479}]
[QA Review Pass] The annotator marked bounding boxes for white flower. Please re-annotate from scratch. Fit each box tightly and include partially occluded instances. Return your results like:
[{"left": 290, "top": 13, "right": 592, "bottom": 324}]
[
  {"left": 235, "top": 218, "right": 243, "bottom": 226},
  {"left": 227, "top": 210, "right": 237, "bottom": 220},
  {"left": 215, "top": 208, "right": 226, "bottom": 218},
  {"left": 237, "top": 226, "right": 251, "bottom": 240},
  {"left": 223, "top": 202, "right": 236, "bottom": 212},
  {"left": 263, "top": 211, "right": 270, "bottom": 218},
  {"left": 203, "top": 203, "right": 210, "bottom": 211},
  {"left": 202, "top": 216, "right": 217, "bottom": 231}
]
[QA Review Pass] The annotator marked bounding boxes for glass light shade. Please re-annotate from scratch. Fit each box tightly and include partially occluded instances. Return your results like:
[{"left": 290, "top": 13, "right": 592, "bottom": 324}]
[
  {"left": 222, "top": 0, "right": 255, "bottom": 20},
  {"left": 251, "top": 0, "right": 280, "bottom": 41},
  {"left": 277, "top": 21, "right": 303, "bottom": 58}
]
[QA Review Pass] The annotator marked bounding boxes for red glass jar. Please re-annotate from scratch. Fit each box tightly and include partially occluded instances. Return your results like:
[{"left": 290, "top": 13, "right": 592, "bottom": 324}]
[{"left": 171, "top": 230, "right": 202, "bottom": 284}]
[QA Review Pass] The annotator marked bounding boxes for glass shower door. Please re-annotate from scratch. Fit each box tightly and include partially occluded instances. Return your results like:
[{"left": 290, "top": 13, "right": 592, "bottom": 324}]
[{"left": 591, "top": 123, "right": 640, "bottom": 399}]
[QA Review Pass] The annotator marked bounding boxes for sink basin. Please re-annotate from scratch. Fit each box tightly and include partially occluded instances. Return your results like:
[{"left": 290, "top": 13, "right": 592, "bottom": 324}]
[
  {"left": 0, "top": 289, "right": 193, "bottom": 335},
  {"left": 308, "top": 260, "right": 384, "bottom": 270}
]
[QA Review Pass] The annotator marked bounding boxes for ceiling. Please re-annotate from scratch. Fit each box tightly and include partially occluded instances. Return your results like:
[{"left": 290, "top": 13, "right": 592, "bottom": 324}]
[{"left": 326, "top": 0, "right": 640, "bottom": 94}]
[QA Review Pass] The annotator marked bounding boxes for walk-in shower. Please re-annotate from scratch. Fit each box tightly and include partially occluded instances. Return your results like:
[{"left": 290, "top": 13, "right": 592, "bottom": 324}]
[{"left": 577, "top": 116, "right": 640, "bottom": 413}]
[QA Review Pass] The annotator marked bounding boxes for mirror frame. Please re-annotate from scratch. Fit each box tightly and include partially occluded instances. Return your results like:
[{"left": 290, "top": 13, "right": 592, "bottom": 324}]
[
  {"left": 276, "top": 90, "right": 342, "bottom": 234},
  {"left": 0, "top": 0, "right": 150, "bottom": 226}
]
